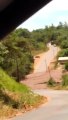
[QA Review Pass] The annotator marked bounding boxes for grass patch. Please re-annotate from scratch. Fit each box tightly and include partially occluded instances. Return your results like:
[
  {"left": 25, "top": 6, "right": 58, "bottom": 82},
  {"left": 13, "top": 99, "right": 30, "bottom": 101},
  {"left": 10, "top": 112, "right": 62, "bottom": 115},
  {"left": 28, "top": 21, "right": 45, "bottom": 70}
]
[
  {"left": 0, "top": 68, "right": 30, "bottom": 93},
  {"left": 0, "top": 68, "right": 46, "bottom": 119},
  {"left": 64, "top": 62, "right": 68, "bottom": 71},
  {"left": 47, "top": 77, "right": 56, "bottom": 87},
  {"left": 46, "top": 75, "right": 68, "bottom": 90},
  {"left": 62, "top": 74, "right": 68, "bottom": 88},
  {"left": 47, "top": 77, "right": 62, "bottom": 90}
]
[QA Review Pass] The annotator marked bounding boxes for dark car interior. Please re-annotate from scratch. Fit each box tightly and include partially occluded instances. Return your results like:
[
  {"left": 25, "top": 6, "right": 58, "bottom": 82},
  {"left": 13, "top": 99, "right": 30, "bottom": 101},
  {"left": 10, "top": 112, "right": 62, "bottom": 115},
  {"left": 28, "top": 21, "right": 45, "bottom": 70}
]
[{"left": 0, "top": 0, "right": 52, "bottom": 39}]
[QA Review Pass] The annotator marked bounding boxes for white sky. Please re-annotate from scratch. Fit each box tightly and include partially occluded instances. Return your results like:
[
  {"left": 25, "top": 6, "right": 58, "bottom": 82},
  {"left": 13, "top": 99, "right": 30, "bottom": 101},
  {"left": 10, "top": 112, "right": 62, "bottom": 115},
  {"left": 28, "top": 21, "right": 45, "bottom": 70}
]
[{"left": 18, "top": 0, "right": 68, "bottom": 31}]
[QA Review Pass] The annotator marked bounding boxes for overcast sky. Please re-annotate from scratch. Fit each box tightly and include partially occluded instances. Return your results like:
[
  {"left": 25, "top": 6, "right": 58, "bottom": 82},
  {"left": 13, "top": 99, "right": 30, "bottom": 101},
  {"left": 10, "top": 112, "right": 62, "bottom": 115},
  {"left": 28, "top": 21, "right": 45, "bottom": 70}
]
[{"left": 18, "top": 0, "right": 68, "bottom": 31}]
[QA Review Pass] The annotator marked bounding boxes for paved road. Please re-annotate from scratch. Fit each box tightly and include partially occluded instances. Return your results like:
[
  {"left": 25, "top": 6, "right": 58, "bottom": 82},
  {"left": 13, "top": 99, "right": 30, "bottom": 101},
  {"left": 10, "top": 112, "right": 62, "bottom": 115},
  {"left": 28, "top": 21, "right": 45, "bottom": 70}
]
[
  {"left": 11, "top": 90, "right": 68, "bottom": 120},
  {"left": 34, "top": 43, "right": 59, "bottom": 73}
]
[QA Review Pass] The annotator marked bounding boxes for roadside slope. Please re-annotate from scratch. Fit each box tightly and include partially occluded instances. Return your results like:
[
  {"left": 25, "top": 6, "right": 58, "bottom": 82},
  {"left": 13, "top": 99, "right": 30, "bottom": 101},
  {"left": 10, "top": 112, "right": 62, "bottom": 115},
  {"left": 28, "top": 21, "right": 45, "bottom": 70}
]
[{"left": 0, "top": 68, "right": 46, "bottom": 119}]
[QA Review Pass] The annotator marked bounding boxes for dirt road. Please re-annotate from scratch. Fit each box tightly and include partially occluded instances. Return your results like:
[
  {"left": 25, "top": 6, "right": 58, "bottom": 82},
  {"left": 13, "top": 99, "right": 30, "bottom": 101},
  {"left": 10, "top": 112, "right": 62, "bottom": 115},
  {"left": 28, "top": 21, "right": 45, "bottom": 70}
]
[
  {"left": 34, "top": 43, "right": 59, "bottom": 73},
  {"left": 21, "top": 43, "right": 61, "bottom": 89},
  {"left": 11, "top": 90, "right": 68, "bottom": 120}
]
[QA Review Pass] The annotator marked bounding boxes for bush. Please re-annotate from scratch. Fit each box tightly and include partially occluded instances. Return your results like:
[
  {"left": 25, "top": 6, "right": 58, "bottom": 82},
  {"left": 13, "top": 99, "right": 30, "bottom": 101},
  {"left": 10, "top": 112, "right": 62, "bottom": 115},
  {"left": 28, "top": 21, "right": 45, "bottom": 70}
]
[
  {"left": 62, "top": 75, "right": 68, "bottom": 86},
  {"left": 65, "top": 62, "right": 68, "bottom": 71},
  {"left": 60, "top": 40, "right": 68, "bottom": 49},
  {"left": 58, "top": 49, "right": 68, "bottom": 57},
  {"left": 47, "top": 77, "right": 56, "bottom": 87}
]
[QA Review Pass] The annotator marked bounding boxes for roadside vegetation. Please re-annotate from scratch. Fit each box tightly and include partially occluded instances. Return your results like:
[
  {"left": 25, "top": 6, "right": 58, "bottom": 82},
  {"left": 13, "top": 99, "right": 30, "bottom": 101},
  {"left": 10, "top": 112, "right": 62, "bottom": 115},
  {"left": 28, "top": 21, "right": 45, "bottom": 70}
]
[
  {"left": 47, "top": 75, "right": 68, "bottom": 90},
  {"left": 47, "top": 77, "right": 56, "bottom": 87},
  {"left": 61, "top": 74, "right": 68, "bottom": 89},
  {"left": 1, "top": 28, "right": 49, "bottom": 82},
  {"left": 0, "top": 68, "right": 46, "bottom": 119}
]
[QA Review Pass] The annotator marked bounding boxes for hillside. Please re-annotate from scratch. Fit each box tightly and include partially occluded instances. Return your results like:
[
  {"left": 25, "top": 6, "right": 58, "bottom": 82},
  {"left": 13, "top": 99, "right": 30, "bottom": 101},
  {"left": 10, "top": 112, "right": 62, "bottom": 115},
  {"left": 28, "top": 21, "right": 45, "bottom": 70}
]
[{"left": 0, "top": 68, "right": 46, "bottom": 119}]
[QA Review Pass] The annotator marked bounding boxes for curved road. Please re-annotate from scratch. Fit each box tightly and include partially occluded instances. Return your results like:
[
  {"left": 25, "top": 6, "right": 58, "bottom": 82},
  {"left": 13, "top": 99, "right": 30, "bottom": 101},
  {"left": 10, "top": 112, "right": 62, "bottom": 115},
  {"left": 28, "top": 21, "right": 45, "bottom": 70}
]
[{"left": 11, "top": 90, "right": 68, "bottom": 120}]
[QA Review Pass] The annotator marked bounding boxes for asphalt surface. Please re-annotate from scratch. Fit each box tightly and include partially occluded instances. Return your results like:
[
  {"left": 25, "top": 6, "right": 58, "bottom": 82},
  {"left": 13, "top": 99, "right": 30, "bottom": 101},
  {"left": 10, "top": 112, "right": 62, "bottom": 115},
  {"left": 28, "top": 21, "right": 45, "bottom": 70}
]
[{"left": 11, "top": 90, "right": 68, "bottom": 120}]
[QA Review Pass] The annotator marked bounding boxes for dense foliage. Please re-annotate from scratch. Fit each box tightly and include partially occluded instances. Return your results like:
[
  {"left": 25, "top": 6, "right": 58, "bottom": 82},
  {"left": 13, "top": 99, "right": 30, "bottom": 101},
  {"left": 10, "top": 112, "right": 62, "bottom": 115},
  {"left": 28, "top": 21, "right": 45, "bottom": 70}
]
[{"left": 0, "top": 28, "right": 48, "bottom": 81}]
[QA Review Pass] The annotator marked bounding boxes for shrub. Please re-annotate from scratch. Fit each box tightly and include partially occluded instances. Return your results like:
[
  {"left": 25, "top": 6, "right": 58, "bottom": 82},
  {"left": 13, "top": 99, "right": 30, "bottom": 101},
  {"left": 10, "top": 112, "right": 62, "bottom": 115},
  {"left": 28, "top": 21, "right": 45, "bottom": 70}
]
[
  {"left": 47, "top": 77, "right": 56, "bottom": 87},
  {"left": 58, "top": 49, "right": 68, "bottom": 57},
  {"left": 62, "top": 75, "right": 68, "bottom": 86},
  {"left": 65, "top": 62, "right": 68, "bottom": 71}
]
